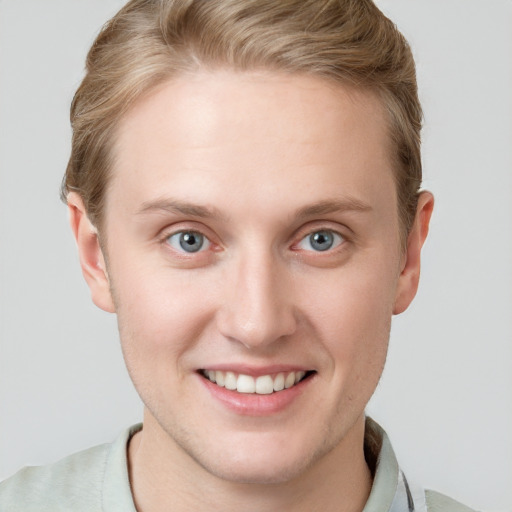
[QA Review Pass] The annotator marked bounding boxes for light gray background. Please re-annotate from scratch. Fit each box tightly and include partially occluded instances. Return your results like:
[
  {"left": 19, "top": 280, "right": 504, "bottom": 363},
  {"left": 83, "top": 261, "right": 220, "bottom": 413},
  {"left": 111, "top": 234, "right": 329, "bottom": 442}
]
[{"left": 0, "top": 1, "right": 511, "bottom": 511}]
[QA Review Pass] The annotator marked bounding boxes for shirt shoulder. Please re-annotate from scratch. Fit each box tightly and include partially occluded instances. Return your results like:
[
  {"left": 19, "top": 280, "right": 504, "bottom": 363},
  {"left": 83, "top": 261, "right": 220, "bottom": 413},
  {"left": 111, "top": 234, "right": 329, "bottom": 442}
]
[
  {"left": 0, "top": 442, "right": 110, "bottom": 512},
  {"left": 426, "top": 489, "right": 478, "bottom": 512},
  {"left": 0, "top": 424, "right": 141, "bottom": 512}
]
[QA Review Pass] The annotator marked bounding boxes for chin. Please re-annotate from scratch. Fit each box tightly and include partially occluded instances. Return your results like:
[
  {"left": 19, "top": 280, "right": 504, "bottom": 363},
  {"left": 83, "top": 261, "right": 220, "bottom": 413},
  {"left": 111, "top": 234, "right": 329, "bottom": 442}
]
[
  {"left": 188, "top": 432, "right": 330, "bottom": 486},
  {"left": 199, "top": 454, "right": 312, "bottom": 485}
]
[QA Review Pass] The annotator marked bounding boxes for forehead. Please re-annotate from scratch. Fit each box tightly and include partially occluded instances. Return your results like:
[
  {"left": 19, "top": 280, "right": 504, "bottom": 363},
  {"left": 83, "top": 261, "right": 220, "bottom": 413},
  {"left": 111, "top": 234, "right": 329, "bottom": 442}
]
[{"left": 108, "top": 69, "right": 396, "bottom": 223}]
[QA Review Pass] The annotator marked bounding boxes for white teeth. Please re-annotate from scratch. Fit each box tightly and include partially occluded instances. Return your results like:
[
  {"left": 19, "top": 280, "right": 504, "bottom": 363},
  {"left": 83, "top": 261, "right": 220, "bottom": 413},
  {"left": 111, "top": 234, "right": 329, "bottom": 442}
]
[
  {"left": 215, "top": 370, "right": 225, "bottom": 387},
  {"left": 224, "top": 371, "right": 237, "bottom": 390},
  {"left": 204, "top": 370, "right": 310, "bottom": 394},
  {"left": 273, "top": 373, "right": 285, "bottom": 392},
  {"left": 255, "top": 375, "right": 274, "bottom": 394},
  {"left": 284, "top": 372, "right": 295, "bottom": 389},
  {"left": 237, "top": 374, "right": 256, "bottom": 393}
]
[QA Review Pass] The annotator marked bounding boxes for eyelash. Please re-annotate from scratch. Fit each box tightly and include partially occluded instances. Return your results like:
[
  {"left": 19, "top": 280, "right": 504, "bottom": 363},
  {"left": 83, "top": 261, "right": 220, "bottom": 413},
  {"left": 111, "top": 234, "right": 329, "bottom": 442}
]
[
  {"left": 294, "top": 230, "right": 345, "bottom": 253},
  {"left": 166, "top": 230, "right": 211, "bottom": 254},
  {"left": 161, "top": 226, "right": 347, "bottom": 256}
]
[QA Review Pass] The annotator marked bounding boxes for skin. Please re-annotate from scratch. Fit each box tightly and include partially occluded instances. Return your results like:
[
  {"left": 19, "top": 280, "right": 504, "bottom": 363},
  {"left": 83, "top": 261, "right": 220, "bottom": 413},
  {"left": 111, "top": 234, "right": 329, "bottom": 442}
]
[{"left": 69, "top": 70, "right": 433, "bottom": 512}]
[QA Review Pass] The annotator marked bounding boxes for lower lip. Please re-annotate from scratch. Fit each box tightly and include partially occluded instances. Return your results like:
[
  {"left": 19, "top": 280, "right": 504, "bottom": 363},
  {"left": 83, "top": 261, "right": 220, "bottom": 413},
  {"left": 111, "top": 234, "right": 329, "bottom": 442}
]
[{"left": 199, "top": 374, "right": 312, "bottom": 416}]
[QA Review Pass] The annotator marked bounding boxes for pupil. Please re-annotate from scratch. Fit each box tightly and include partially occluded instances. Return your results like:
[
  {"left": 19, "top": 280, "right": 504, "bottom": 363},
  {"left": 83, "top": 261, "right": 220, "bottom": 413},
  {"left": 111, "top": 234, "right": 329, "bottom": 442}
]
[
  {"left": 311, "top": 231, "right": 333, "bottom": 251},
  {"left": 180, "top": 232, "right": 203, "bottom": 252}
]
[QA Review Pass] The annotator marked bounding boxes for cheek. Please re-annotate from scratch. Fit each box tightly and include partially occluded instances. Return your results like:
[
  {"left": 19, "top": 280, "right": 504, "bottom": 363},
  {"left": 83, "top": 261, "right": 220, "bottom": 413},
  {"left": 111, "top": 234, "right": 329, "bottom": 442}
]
[
  {"left": 109, "top": 259, "right": 217, "bottom": 370},
  {"left": 304, "top": 253, "right": 398, "bottom": 375},
  {"left": 310, "top": 257, "right": 397, "bottom": 333}
]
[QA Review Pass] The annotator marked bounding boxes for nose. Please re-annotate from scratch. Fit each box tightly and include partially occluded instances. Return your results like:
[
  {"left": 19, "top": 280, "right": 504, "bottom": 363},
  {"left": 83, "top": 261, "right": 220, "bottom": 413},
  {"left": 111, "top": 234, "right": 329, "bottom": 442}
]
[{"left": 216, "top": 252, "right": 298, "bottom": 350}]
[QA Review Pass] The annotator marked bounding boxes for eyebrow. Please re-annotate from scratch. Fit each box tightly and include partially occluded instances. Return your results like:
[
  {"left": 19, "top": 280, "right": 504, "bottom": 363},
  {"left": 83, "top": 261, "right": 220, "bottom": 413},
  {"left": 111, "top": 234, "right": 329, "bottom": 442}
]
[
  {"left": 294, "top": 198, "right": 372, "bottom": 219},
  {"left": 136, "top": 198, "right": 228, "bottom": 221},
  {"left": 136, "top": 197, "right": 372, "bottom": 221}
]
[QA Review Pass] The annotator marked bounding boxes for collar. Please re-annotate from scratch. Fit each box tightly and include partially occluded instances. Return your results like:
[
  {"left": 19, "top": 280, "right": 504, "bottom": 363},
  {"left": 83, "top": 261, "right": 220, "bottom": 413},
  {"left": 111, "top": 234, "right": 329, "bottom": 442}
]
[{"left": 363, "top": 417, "right": 426, "bottom": 512}]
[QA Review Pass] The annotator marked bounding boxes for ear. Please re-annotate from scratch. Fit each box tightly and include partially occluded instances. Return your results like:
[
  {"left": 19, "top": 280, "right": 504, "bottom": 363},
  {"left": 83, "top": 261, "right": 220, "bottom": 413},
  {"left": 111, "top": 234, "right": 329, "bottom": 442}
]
[
  {"left": 67, "top": 192, "right": 115, "bottom": 313},
  {"left": 393, "top": 191, "right": 434, "bottom": 315}
]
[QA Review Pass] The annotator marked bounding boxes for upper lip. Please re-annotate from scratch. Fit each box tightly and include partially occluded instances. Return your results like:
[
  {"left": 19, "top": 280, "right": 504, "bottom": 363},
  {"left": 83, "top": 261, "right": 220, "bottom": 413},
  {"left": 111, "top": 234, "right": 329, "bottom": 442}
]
[{"left": 198, "top": 364, "right": 314, "bottom": 377}]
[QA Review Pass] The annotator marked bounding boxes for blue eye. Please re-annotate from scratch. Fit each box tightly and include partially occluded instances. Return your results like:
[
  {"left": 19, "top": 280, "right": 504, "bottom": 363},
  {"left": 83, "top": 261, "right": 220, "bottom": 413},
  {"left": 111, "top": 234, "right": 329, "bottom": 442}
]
[
  {"left": 297, "top": 230, "right": 343, "bottom": 252},
  {"left": 167, "top": 231, "right": 210, "bottom": 253}
]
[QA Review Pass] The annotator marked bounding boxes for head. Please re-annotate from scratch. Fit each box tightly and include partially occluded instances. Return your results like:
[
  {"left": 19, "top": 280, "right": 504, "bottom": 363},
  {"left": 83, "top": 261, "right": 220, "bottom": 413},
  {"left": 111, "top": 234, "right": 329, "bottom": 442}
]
[{"left": 66, "top": 0, "right": 433, "bottom": 487}]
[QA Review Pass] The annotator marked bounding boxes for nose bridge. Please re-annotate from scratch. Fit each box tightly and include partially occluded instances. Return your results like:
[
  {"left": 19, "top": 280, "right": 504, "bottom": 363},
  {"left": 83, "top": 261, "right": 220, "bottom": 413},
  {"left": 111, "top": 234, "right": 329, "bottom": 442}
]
[{"left": 218, "top": 246, "right": 297, "bottom": 349}]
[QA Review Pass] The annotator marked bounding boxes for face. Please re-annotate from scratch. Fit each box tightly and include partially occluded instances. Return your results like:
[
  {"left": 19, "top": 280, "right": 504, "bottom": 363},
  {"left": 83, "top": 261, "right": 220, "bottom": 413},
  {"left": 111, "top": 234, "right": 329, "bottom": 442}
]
[{"left": 71, "top": 70, "right": 431, "bottom": 485}]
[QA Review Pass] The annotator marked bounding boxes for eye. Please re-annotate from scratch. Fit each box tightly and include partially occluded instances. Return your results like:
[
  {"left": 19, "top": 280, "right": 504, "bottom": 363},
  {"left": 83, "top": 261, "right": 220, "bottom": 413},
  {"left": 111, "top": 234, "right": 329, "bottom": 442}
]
[
  {"left": 166, "top": 231, "right": 211, "bottom": 253},
  {"left": 297, "top": 230, "right": 344, "bottom": 252}
]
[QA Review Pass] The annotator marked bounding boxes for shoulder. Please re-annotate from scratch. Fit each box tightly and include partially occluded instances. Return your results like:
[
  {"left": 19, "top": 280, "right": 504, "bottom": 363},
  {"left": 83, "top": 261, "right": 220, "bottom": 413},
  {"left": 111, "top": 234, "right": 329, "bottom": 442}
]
[
  {"left": 0, "top": 441, "right": 110, "bottom": 512},
  {"left": 426, "top": 489, "right": 478, "bottom": 512}
]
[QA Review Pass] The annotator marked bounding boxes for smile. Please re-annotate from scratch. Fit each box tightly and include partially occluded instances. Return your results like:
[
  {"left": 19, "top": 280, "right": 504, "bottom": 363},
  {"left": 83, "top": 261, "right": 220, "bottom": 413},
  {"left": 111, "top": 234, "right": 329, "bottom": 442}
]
[{"left": 200, "top": 370, "right": 313, "bottom": 394}]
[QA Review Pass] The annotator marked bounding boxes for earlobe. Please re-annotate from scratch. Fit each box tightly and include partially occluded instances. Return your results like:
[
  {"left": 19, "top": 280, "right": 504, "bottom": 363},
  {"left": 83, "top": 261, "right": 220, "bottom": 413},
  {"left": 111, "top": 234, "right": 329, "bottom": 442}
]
[
  {"left": 67, "top": 192, "right": 115, "bottom": 313},
  {"left": 393, "top": 192, "right": 434, "bottom": 315}
]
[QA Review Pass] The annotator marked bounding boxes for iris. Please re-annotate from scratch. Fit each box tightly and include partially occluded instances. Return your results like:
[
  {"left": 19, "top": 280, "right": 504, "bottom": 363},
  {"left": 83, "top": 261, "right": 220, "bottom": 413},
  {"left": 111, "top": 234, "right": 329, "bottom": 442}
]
[{"left": 309, "top": 231, "right": 336, "bottom": 251}]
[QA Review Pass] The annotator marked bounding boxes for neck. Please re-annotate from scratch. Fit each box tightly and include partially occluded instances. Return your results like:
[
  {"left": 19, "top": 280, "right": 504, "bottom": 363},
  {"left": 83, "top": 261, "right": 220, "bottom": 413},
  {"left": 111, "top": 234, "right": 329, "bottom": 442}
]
[{"left": 128, "top": 411, "right": 372, "bottom": 512}]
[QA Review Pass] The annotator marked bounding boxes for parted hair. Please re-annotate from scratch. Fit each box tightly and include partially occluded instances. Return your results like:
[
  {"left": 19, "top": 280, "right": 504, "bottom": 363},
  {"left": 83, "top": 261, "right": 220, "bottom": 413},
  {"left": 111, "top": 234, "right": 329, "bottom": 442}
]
[{"left": 62, "top": 0, "right": 423, "bottom": 237}]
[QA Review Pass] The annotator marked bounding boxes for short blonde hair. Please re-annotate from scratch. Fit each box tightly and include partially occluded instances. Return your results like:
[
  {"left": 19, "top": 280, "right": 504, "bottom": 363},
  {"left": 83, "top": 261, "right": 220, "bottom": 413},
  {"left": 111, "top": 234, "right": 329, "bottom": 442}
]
[{"left": 62, "top": 0, "right": 422, "bottom": 237}]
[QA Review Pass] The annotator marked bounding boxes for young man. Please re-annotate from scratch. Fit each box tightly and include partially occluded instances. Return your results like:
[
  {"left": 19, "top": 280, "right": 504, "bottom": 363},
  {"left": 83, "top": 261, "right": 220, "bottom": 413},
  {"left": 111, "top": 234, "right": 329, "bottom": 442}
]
[{"left": 0, "top": 1, "right": 476, "bottom": 510}]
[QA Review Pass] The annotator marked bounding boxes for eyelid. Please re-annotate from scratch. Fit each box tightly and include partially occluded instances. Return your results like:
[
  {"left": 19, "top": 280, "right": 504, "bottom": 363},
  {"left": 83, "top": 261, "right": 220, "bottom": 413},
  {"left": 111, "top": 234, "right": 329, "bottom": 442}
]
[
  {"left": 296, "top": 229, "right": 344, "bottom": 252},
  {"left": 166, "top": 230, "right": 211, "bottom": 253},
  {"left": 158, "top": 222, "right": 221, "bottom": 253},
  {"left": 157, "top": 221, "right": 349, "bottom": 256},
  {"left": 159, "top": 220, "right": 214, "bottom": 240},
  {"left": 291, "top": 221, "right": 349, "bottom": 245}
]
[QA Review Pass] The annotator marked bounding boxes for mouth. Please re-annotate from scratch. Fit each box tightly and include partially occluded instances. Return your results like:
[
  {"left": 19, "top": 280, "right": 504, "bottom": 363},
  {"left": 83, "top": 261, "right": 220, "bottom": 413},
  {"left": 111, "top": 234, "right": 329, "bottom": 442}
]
[{"left": 199, "top": 369, "right": 315, "bottom": 395}]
